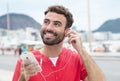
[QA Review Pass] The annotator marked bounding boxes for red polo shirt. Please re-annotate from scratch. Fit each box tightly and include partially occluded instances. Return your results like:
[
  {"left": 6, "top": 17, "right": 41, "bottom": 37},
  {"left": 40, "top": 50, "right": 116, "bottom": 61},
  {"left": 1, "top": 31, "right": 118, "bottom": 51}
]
[{"left": 12, "top": 48, "right": 87, "bottom": 81}]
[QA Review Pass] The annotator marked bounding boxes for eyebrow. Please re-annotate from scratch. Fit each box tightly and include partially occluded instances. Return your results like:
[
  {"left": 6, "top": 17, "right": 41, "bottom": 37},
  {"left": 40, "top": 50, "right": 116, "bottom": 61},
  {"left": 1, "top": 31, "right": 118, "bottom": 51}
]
[
  {"left": 54, "top": 21, "right": 62, "bottom": 24},
  {"left": 44, "top": 18, "right": 62, "bottom": 24}
]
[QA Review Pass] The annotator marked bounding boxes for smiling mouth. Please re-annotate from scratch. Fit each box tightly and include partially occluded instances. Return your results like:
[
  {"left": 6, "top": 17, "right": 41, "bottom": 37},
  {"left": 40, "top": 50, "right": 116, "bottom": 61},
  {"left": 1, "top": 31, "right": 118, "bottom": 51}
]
[{"left": 44, "top": 32, "right": 57, "bottom": 39}]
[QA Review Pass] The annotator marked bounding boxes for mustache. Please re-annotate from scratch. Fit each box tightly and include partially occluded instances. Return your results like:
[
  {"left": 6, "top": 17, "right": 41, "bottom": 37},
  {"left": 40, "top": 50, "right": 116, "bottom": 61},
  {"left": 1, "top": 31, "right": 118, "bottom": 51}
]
[{"left": 44, "top": 30, "right": 57, "bottom": 36}]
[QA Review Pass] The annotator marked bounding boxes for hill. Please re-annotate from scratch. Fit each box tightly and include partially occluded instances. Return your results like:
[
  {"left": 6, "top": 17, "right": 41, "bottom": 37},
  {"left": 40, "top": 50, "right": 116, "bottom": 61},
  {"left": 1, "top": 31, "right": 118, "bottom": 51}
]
[
  {"left": 0, "top": 13, "right": 41, "bottom": 30},
  {"left": 93, "top": 18, "right": 120, "bottom": 33}
]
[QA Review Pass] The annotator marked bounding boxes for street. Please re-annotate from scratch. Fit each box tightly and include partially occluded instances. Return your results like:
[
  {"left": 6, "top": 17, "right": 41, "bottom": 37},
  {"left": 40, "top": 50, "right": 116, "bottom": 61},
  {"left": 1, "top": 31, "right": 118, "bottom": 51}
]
[
  {"left": 0, "top": 53, "right": 120, "bottom": 81},
  {"left": 92, "top": 56, "right": 120, "bottom": 81}
]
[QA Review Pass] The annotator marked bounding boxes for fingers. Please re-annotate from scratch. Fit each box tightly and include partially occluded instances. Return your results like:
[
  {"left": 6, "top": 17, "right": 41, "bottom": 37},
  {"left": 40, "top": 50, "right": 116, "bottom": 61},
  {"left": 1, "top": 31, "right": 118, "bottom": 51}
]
[
  {"left": 21, "top": 59, "right": 39, "bottom": 77},
  {"left": 66, "top": 30, "right": 83, "bottom": 52},
  {"left": 66, "top": 30, "right": 80, "bottom": 44},
  {"left": 68, "top": 34, "right": 77, "bottom": 44}
]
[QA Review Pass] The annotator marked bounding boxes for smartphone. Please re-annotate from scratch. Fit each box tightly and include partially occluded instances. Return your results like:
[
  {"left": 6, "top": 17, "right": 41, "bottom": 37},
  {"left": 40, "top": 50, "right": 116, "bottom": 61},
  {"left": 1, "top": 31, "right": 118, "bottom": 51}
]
[{"left": 20, "top": 52, "right": 42, "bottom": 72}]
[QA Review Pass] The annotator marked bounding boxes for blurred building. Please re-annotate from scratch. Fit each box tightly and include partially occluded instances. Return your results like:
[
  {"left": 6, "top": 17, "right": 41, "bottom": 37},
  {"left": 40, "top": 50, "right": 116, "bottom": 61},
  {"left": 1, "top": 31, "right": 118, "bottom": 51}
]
[{"left": 0, "top": 27, "right": 41, "bottom": 48}]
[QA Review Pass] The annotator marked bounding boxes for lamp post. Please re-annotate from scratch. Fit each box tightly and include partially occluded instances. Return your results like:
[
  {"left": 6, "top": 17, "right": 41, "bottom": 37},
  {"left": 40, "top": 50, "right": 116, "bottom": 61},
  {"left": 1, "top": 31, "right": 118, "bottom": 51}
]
[
  {"left": 7, "top": 3, "right": 10, "bottom": 33},
  {"left": 87, "top": 0, "right": 92, "bottom": 52}
]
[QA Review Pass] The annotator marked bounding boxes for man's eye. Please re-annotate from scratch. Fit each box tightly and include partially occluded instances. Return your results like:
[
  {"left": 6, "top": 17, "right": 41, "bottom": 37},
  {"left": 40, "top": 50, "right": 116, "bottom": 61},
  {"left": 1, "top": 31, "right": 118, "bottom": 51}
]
[
  {"left": 54, "top": 22, "right": 61, "bottom": 27},
  {"left": 44, "top": 20, "right": 49, "bottom": 25}
]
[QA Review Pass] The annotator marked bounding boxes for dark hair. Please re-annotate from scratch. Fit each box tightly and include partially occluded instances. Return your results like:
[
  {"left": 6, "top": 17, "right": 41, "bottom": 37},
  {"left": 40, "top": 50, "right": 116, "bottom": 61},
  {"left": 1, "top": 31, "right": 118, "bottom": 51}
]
[{"left": 44, "top": 5, "right": 74, "bottom": 28}]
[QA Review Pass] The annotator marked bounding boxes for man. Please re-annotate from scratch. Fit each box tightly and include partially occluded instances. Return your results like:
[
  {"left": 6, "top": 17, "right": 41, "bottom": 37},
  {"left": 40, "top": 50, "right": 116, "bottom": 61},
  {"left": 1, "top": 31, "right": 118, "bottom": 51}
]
[{"left": 12, "top": 5, "right": 105, "bottom": 81}]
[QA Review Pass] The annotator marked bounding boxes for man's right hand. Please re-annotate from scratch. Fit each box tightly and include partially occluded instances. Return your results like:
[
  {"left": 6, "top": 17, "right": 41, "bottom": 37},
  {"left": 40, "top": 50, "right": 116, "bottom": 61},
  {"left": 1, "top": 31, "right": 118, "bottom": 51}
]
[{"left": 19, "top": 59, "right": 40, "bottom": 81}]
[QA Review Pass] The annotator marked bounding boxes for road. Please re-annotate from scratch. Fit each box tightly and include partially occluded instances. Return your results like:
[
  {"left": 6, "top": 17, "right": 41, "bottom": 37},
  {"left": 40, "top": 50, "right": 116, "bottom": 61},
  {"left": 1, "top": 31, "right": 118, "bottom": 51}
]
[
  {"left": 0, "top": 53, "right": 120, "bottom": 81},
  {"left": 92, "top": 56, "right": 120, "bottom": 81}
]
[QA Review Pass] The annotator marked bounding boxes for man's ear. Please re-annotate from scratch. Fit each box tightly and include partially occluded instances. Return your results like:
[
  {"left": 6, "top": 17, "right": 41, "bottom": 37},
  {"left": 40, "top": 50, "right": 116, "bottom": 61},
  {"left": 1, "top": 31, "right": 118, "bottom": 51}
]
[{"left": 65, "top": 28, "right": 70, "bottom": 37}]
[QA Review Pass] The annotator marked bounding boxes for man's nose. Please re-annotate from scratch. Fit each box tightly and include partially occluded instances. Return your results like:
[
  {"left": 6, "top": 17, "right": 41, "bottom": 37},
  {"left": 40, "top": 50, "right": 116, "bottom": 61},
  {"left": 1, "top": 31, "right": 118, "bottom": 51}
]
[{"left": 46, "top": 23, "right": 54, "bottom": 31}]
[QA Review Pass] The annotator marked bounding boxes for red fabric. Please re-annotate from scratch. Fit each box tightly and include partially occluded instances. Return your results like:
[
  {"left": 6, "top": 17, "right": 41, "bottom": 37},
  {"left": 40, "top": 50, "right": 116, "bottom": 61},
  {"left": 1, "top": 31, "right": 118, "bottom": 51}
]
[{"left": 12, "top": 48, "right": 87, "bottom": 81}]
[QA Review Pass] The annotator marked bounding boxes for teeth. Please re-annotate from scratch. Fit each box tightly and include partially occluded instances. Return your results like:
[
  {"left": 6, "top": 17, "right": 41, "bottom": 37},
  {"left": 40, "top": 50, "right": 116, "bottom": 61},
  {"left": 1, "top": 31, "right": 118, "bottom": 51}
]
[
  {"left": 45, "top": 33, "right": 54, "bottom": 37},
  {"left": 47, "top": 33, "right": 53, "bottom": 36}
]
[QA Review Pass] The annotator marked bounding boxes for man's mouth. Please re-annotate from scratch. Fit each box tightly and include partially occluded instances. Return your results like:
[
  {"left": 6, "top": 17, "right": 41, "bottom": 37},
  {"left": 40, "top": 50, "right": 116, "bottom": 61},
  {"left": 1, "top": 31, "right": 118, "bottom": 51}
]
[{"left": 44, "top": 32, "right": 57, "bottom": 39}]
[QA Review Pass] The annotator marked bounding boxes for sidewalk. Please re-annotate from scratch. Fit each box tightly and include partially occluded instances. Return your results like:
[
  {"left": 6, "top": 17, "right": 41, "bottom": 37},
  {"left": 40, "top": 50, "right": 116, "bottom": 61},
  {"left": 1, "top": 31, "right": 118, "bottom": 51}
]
[
  {"left": 90, "top": 52, "right": 120, "bottom": 57},
  {"left": 0, "top": 69, "right": 13, "bottom": 81}
]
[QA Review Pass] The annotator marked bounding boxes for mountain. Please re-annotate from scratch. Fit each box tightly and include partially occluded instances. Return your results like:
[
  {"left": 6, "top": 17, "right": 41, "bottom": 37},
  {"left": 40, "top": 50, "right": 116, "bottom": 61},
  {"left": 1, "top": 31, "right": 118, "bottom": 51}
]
[
  {"left": 0, "top": 13, "right": 41, "bottom": 30},
  {"left": 93, "top": 18, "right": 120, "bottom": 33}
]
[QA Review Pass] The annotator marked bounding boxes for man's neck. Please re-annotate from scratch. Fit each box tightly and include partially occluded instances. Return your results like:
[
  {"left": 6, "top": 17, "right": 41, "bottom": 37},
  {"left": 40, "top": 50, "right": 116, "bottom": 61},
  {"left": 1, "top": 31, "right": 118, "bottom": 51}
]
[{"left": 41, "top": 43, "right": 63, "bottom": 57}]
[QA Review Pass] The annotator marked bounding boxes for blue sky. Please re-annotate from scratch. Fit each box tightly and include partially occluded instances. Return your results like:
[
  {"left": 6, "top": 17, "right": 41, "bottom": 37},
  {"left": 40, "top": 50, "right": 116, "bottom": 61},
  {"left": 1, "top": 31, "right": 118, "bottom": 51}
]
[{"left": 0, "top": 0, "right": 120, "bottom": 31}]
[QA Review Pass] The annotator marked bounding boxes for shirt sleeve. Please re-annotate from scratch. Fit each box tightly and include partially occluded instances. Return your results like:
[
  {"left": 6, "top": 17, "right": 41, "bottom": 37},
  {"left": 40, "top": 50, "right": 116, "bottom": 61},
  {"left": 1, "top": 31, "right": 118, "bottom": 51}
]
[
  {"left": 80, "top": 62, "right": 88, "bottom": 80},
  {"left": 77, "top": 54, "right": 88, "bottom": 80},
  {"left": 12, "top": 59, "right": 22, "bottom": 81}
]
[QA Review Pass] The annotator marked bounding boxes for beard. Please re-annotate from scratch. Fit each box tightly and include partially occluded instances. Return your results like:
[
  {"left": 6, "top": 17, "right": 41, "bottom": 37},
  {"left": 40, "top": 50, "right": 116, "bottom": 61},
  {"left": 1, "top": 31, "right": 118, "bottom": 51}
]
[{"left": 40, "top": 29, "right": 65, "bottom": 45}]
